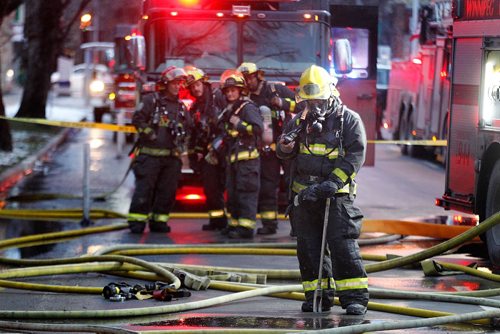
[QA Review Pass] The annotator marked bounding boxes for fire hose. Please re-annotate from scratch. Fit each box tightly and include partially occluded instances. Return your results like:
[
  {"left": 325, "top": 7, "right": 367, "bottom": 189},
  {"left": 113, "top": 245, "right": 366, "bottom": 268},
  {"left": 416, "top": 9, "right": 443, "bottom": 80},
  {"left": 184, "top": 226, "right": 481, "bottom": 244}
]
[{"left": 0, "top": 212, "right": 497, "bottom": 332}]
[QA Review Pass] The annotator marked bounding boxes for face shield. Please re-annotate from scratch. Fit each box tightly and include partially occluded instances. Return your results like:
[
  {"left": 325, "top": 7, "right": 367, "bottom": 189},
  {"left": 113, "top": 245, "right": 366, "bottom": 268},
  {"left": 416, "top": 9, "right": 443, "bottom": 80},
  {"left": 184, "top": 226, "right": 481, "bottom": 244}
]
[{"left": 307, "top": 99, "right": 329, "bottom": 118}]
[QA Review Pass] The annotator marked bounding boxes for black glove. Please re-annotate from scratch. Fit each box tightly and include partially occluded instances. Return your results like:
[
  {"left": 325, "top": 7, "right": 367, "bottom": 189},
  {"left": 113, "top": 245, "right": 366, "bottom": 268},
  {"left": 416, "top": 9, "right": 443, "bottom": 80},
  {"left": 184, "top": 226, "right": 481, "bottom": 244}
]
[
  {"left": 316, "top": 181, "right": 339, "bottom": 199},
  {"left": 294, "top": 184, "right": 320, "bottom": 206}
]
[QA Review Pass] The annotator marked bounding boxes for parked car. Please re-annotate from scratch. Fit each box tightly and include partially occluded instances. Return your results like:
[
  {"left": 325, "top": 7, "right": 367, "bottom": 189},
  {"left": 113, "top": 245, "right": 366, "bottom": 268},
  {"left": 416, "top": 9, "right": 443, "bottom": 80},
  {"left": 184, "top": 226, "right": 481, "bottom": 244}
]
[{"left": 51, "top": 63, "right": 113, "bottom": 99}]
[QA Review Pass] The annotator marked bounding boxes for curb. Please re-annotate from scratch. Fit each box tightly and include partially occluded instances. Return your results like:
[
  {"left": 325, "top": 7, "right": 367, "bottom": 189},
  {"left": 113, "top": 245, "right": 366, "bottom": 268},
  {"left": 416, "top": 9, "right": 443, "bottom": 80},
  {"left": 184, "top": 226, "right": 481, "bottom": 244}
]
[{"left": 0, "top": 127, "right": 74, "bottom": 195}]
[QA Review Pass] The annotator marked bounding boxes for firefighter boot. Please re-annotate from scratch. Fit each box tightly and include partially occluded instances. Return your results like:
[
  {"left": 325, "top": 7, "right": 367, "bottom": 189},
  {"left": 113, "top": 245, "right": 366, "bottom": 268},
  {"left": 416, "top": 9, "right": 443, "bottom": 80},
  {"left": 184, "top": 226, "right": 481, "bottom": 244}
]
[
  {"left": 346, "top": 303, "right": 367, "bottom": 315},
  {"left": 257, "top": 220, "right": 278, "bottom": 235},
  {"left": 202, "top": 216, "right": 228, "bottom": 231},
  {"left": 228, "top": 226, "right": 254, "bottom": 239},
  {"left": 301, "top": 290, "right": 334, "bottom": 312},
  {"left": 128, "top": 222, "right": 146, "bottom": 234},
  {"left": 149, "top": 221, "right": 171, "bottom": 233}
]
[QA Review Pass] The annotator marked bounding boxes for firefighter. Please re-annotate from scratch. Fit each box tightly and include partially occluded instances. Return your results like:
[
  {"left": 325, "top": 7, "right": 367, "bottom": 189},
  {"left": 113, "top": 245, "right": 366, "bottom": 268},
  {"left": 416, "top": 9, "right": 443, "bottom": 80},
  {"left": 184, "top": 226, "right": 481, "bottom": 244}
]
[
  {"left": 185, "top": 66, "right": 228, "bottom": 231},
  {"left": 127, "top": 66, "right": 192, "bottom": 233},
  {"left": 276, "top": 65, "right": 369, "bottom": 315},
  {"left": 217, "top": 69, "right": 263, "bottom": 239},
  {"left": 237, "top": 62, "right": 297, "bottom": 235}
]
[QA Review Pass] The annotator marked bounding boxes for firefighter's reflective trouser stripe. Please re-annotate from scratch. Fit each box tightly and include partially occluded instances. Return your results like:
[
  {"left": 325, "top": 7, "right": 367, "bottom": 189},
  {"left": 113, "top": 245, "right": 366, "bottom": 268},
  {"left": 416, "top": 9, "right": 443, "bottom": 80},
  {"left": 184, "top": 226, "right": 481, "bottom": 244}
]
[
  {"left": 293, "top": 195, "right": 369, "bottom": 308},
  {"left": 302, "top": 278, "right": 335, "bottom": 292},
  {"left": 128, "top": 155, "right": 182, "bottom": 225},
  {"left": 302, "top": 277, "right": 368, "bottom": 294},
  {"left": 150, "top": 213, "right": 169, "bottom": 223},
  {"left": 208, "top": 210, "right": 226, "bottom": 218},
  {"left": 201, "top": 159, "right": 227, "bottom": 226},
  {"left": 226, "top": 158, "right": 260, "bottom": 230},
  {"left": 258, "top": 151, "right": 281, "bottom": 229},
  {"left": 127, "top": 213, "right": 148, "bottom": 222}
]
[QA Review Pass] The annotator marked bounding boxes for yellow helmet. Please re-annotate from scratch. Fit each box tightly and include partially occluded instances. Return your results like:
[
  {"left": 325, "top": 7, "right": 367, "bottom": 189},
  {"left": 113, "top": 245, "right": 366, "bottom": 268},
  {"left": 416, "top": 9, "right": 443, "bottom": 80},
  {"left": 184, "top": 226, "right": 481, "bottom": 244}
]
[
  {"left": 185, "top": 66, "right": 207, "bottom": 86},
  {"left": 161, "top": 66, "right": 187, "bottom": 83},
  {"left": 237, "top": 62, "right": 258, "bottom": 75},
  {"left": 220, "top": 69, "right": 246, "bottom": 90},
  {"left": 237, "top": 62, "right": 264, "bottom": 80},
  {"left": 297, "top": 65, "right": 339, "bottom": 100}
]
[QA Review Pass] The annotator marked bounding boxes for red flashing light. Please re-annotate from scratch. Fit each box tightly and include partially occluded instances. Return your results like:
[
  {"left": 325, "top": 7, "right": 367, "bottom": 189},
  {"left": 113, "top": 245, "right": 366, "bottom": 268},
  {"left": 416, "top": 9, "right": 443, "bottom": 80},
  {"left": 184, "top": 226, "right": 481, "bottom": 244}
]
[
  {"left": 216, "top": 12, "right": 224, "bottom": 17},
  {"left": 176, "top": 186, "right": 206, "bottom": 203},
  {"left": 171, "top": 11, "right": 178, "bottom": 16},
  {"left": 303, "top": 13, "right": 312, "bottom": 19},
  {"left": 440, "top": 71, "right": 447, "bottom": 78}
]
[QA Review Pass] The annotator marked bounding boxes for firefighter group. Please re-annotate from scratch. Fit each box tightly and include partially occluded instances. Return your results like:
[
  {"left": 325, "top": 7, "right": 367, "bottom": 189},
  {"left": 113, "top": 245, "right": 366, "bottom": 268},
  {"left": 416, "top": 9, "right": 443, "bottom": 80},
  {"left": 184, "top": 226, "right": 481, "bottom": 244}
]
[{"left": 127, "top": 63, "right": 369, "bottom": 315}]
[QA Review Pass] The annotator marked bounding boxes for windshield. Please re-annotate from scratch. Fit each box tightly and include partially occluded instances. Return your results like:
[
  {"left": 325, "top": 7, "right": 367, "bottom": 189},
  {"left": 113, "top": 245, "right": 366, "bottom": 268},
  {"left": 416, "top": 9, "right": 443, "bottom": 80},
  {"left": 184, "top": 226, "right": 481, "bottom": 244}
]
[
  {"left": 149, "top": 19, "right": 238, "bottom": 74},
  {"left": 148, "top": 18, "right": 329, "bottom": 80},
  {"left": 242, "top": 21, "right": 328, "bottom": 76}
]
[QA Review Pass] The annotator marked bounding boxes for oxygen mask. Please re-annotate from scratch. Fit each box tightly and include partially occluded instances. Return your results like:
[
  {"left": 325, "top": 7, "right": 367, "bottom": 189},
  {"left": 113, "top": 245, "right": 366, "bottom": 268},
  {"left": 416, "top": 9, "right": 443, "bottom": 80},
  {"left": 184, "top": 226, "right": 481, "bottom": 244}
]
[{"left": 306, "top": 99, "right": 327, "bottom": 134}]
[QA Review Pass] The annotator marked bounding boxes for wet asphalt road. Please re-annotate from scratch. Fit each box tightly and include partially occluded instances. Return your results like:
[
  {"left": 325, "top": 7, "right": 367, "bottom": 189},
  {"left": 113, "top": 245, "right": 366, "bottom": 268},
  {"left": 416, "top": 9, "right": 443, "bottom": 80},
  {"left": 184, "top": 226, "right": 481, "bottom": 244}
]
[{"left": 0, "top": 127, "right": 499, "bottom": 333}]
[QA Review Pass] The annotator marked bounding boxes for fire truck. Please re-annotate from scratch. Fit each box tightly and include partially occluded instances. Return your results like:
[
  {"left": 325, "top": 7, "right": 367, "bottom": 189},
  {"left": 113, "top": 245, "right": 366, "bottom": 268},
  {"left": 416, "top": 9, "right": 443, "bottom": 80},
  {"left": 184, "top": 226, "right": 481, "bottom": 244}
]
[
  {"left": 384, "top": 0, "right": 452, "bottom": 160},
  {"left": 436, "top": 0, "right": 500, "bottom": 266},
  {"left": 126, "top": 0, "right": 378, "bottom": 209}
]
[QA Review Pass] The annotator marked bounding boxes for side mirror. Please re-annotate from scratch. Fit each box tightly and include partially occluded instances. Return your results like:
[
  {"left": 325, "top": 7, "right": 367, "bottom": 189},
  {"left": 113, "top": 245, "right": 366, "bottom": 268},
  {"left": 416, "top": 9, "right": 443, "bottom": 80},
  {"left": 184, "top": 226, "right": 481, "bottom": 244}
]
[
  {"left": 333, "top": 39, "right": 352, "bottom": 74},
  {"left": 128, "top": 35, "right": 146, "bottom": 71}
]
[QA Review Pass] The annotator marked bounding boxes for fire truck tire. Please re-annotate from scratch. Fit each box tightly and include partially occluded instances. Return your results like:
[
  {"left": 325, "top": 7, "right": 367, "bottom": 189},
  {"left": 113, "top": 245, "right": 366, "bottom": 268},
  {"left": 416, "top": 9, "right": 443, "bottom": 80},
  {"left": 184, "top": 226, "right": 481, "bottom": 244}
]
[{"left": 485, "top": 159, "right": 500, "bottom": 266}]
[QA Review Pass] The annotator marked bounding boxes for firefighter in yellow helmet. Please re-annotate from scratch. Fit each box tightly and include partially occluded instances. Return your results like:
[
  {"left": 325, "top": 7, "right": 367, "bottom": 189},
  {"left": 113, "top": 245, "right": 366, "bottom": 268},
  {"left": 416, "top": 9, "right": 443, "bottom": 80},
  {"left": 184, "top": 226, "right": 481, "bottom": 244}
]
[
  {"left": 127, "top": 66, "right": 192, "bottom": 233},
  {"left": 277, "top": 65, "right": 369, "bottom": 315},
  {"left": 185, "top": 66, "right": 228, "bottom": 231},
  {"left": 216, "top": 69, "right": 263, "bottom": 239},
  {"left": 237, "top": 62, "right": 297, "bottom": 235}
]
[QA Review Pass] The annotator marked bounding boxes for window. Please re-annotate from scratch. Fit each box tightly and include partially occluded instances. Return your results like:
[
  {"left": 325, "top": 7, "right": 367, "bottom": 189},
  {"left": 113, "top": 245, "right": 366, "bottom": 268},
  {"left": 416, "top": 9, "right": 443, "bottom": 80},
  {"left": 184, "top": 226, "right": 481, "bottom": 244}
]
[{"left": 331, "top": 27, "right": 370, "bottom": 79}]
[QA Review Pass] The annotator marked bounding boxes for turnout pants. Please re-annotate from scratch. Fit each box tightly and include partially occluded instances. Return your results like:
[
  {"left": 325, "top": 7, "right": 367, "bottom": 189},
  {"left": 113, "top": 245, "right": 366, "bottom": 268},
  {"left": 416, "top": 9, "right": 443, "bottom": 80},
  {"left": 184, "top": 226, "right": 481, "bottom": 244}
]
[
  {"left": 293, "top": 195, "right": 369, "bottom": 308},
  {"left": 226, "top": 158, "right": 260, "bottom": 230},
  {"left": 128, "top": 155, "right": 182, "bottom": 223}
]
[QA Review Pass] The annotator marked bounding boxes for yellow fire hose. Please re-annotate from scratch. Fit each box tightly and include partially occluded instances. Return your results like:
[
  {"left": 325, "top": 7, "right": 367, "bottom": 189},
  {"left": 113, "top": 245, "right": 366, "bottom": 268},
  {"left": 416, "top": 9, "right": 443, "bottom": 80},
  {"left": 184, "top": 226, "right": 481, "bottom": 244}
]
[{"left": 0, "top": 210, "right": 497, "bottom": 331}]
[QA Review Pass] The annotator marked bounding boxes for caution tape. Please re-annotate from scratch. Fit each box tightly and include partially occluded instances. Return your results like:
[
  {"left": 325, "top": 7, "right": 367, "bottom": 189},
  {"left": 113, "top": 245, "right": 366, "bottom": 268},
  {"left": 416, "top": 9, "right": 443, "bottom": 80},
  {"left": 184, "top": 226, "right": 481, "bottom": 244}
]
[
  {"left": 1, "top": 116, "right": 448, "bottom": 145},
  {"left": 0, "top": 116, "right": 136, "bottom": 133}
]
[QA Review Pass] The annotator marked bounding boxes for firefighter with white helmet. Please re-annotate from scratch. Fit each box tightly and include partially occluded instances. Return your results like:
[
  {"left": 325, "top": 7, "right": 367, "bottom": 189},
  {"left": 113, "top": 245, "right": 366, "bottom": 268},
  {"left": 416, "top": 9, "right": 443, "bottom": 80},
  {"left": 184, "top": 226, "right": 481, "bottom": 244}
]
[
  {"left": 185, "top": 66, "right": 228, "bottom": 231},
  {"left": 277, "top": 65, "right": 369, "bottom": 314},
  {"left": 127, "top": 66, "right": 192, "bottom": 233},
  {"left": 217, "top": 69, "right": 263, "bottom": 239},
  {"left": 237, "top": 62, "right": 297, "bottom": 235}
]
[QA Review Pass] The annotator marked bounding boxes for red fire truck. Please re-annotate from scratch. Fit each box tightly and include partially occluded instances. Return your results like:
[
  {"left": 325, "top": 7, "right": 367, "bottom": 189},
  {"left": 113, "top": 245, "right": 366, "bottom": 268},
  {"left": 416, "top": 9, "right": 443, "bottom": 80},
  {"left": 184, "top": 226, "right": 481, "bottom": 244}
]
[
  {"left": 437, "top": 0, "right": 500, "bottom": 266},
  {"left": 126, "top": 0, "right": 378, "bottom": 209},
  {"left": 385, "top": 0, "right": 452, "bottom": 161}
]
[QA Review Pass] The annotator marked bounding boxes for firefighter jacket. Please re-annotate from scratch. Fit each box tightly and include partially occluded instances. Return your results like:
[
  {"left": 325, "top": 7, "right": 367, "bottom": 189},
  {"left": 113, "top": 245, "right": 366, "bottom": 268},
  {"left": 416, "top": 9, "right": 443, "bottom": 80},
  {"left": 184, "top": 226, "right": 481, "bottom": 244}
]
[
  {"left": 133, "top": 91, "right": 192, "bottom": 157},
  {"left": 276, "top": 104, "right": 366, "bottom": 196},
  {"left": 249, "top": 80, "right": 296, "bottom": 146},
  {"left": 188, "top": 83, "right": 223, "bottom": 157},
  {"left": 220, "top": 97, "right": 263, "bottom": 164}
]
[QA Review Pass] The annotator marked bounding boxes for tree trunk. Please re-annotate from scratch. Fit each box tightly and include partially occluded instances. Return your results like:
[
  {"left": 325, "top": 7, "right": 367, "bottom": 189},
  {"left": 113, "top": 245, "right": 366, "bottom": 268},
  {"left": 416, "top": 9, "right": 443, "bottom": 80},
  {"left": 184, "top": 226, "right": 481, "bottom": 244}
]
[
  {"left": 16, "top": 0, "right": 64, "bottom": 119},
  {"left": 0, "top": 0, "right": 21, "bottom": 152}
]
